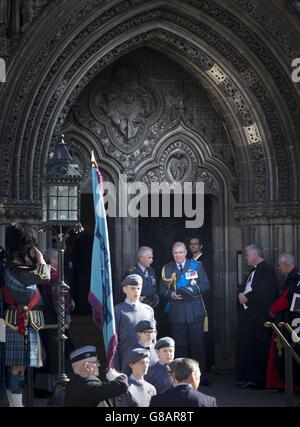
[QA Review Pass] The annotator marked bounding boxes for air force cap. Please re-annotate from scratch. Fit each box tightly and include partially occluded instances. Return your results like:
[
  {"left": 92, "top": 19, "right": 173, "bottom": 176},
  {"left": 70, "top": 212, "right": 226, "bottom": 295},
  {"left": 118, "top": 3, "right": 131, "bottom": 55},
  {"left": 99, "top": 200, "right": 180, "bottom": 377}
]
[
  {"left": 127, "top": 348, "right": 150, "bottom": 365},
  {"left": 154, "top": 336, "right": 175, "bottom": 350},
  {"left": 70, "top": 345, "right": 97, "bottom": 363},
  {"left": 122, "top": 274, "right": 143, "bottom": 287}
]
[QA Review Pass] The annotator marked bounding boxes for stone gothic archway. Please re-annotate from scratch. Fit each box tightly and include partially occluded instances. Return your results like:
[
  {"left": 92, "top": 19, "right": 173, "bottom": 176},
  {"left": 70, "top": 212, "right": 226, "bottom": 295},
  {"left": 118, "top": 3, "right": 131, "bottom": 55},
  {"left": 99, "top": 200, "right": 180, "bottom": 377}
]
[{"left": 0, "top": 0, "right": 300, "bottom": 370}]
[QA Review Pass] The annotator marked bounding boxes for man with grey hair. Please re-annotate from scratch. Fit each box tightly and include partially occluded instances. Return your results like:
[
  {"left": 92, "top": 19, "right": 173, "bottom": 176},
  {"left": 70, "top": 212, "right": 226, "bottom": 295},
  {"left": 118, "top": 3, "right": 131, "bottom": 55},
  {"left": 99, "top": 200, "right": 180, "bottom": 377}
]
[
  {"left": 123, "top": 246, "right": 159, "bottom": 308},
  {"left": 266, "top": 253, "right": 300, "bottom": 391},
  {"left": 235, "top": 243, "right": 279, "bottom": 389},
  {"left": 160, "top": 242, "right": 211, "bottom": 386},
  {"left": 150, "top": 358, "right": 217, "bottom": 407}
]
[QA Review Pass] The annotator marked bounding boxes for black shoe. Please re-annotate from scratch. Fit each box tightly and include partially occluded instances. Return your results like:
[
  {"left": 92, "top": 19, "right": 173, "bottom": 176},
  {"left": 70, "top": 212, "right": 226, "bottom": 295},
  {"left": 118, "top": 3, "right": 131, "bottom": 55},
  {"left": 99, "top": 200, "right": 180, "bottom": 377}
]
[
  {"left": 235, "top": 381, "right": 247, "bottom": 388},
  {"left": 200, "top": 379, "right": 212, "bottom": 386},
  {"left": 240, "top": 381, "right": 257, "bottom": 389}
]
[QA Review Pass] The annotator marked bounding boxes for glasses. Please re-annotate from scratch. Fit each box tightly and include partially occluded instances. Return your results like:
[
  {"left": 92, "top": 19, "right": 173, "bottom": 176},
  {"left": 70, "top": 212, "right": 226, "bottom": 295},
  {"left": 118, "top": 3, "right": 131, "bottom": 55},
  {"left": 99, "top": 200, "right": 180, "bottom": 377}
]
[
  {"left": 142, "top": 330, "right": 156, "bottom": 335},
  {"left": 86, "top": 361, "right": 100, "bottom": 367}
]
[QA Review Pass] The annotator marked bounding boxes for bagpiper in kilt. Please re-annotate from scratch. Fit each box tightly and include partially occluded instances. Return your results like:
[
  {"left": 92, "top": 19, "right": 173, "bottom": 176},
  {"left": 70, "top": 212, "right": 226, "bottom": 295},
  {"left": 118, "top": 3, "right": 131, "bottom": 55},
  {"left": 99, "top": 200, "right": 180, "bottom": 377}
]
[
  {"left": 3, "top": 262, "right": 50, "bottom": 367},
  {"left": 0, "top": 224, "right": 51, "bottom": 407}
]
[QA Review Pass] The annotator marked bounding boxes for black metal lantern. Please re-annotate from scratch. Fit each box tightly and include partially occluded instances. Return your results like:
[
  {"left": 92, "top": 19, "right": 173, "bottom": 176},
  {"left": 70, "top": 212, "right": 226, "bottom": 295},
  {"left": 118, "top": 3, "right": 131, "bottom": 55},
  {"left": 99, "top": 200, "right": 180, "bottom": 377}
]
[
  {"left": 41, "top": 134, "right": 83, "bottom": 407},
  {"left": 43, "top": 134, "right": 81, "bottom": 226}
]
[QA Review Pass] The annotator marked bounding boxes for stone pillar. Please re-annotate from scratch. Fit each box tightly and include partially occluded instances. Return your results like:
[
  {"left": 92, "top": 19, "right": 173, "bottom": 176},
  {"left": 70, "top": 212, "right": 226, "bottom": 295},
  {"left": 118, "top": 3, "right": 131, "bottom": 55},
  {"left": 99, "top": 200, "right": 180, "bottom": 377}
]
[
  {"left": 113, "top": 197, "right": 139, "bottom": 300},
  {"left": 234, "top": 203, "right": 300, "bottom": 268}
]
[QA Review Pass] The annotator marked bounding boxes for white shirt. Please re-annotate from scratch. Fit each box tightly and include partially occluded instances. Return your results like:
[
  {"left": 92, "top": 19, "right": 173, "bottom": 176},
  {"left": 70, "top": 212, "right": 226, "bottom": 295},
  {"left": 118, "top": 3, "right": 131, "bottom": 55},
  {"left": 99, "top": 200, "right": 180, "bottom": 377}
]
[
  {"left": 125, "top": 298, "right": 140, "bottom": 307},
  {"left": 176, "top": 261, "right": 186, "bottom": 270},
  {"left": 244, "top": 270, "right": 256, "bottom": 295}
]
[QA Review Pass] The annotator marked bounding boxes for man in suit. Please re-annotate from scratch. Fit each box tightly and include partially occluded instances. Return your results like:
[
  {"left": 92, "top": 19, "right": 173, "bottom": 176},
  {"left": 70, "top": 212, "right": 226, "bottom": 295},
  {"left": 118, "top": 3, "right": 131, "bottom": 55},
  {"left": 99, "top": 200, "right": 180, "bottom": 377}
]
[
  {"left": 160, "top": 242, "right": 211, "bottom": 385},
  {"left": 235, "top": 244, "right": 279, "bottom": 389},
  {"left": 125, "top": 246, "right": 159, "bottom": 309},
  {"left": 150, "top": 358, "right": 217, "bottom": 407}
]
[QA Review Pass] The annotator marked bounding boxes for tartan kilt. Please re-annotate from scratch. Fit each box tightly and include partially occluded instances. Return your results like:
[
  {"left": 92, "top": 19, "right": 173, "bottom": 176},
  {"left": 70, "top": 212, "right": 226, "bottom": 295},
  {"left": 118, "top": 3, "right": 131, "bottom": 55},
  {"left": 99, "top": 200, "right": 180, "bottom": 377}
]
[{"left": 5, "top": 325, "right": 43, "bottom": 367}]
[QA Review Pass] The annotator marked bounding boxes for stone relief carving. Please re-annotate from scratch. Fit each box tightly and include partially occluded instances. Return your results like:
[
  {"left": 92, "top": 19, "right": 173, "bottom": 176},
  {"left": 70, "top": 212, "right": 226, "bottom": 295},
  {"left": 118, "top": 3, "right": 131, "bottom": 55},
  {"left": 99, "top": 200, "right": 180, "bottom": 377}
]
[
  {"left": 159, "top": 142, "right": 197, "bottom": 184},
  {"left": 69, "top": 50, "right": 234, "bottom": 186},
  {"left": 196, "top": 169, "right": 218, "bottom": 191},
  {"left": 140, "top": 155, "right": 219, "bottom": 195},
  {"left": 0, "top": 1, "right": 298, "bottom": 206},
  {"left": 168, "top": 152, "right": 189, "bottom": 182},
  {"left": 234, "top": 203, "right": 300, "bottom": 223},
  {"left": 90, "top": 63, "right": 162, "bottom": 153}
]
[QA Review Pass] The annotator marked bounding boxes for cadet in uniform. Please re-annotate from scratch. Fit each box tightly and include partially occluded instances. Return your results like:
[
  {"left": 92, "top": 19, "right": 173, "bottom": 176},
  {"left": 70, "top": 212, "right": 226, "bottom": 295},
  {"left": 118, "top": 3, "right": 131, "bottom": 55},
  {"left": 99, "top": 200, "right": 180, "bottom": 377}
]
[
  {"left": 114, "top": 274, "right": 156, "bottom": 370},
  {"left": 124, "top": 246, "right": 159, "bottom": 309},
  {"left": 160, "top": 242, "right": 211, "bottom": 385},
  {"left": 64, "top": 345, "right": 128, "bottom": 407},
  {"left": 121, "top": 320, "right": 158, "bottom": 375},
  {"left": 116, "top": 348, "right": 156, "bottom": 407},
  {"left": 145, "top": 336, "right": 175, "bottom": 394}
]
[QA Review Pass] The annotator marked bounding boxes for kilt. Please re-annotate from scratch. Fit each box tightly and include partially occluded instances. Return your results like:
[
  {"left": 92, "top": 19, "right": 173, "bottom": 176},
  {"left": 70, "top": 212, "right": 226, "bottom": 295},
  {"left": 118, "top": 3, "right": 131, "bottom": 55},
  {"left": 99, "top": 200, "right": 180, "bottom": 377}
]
[{"left": 5, "top": 325, "right": 43, "bottom": 367}]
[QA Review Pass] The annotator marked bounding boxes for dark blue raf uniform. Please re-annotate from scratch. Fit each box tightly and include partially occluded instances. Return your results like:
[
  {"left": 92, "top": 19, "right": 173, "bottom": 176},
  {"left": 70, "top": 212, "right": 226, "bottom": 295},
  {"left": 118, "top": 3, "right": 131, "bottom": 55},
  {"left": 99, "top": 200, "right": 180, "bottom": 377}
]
[
  {"left": 160, "top": 259, "right": 210, "bottom": 377},
  {"left": 145, "top": 362, "right": 174, "bottom": 394},
  {"left": 145, "top": 336, "right": 175, "bottom": 394},
  {"left": 150, "top": 383, "right": 217, "bottom": 407},
  {"left": 126, "top": 265, "right": 159, "bottom": 309}
]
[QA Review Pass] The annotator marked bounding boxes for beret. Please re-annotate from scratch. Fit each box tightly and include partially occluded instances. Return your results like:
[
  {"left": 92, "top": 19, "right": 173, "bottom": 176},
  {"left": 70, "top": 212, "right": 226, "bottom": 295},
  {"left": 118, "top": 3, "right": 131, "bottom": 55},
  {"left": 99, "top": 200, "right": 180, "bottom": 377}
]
[
  {"left": 134, "top": 320, "right": 156, "bottom": 333},
  {"left": 127, "top": 348, "right": 150, "bottom": 365},
  {"left": 154, "top": 336, "right": 175, "bottom": 350},
  {"left": 122, "top": 274, "right": 143, "bottom": 287}
]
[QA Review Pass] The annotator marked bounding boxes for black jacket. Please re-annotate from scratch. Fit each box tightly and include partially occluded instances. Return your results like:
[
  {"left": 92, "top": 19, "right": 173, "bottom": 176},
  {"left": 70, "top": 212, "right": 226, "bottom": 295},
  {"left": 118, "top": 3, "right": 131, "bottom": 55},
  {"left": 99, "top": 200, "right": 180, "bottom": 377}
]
[
  {"left": 64, "top": 374, "right": 128, "bottom": 407},
  {"left": 150, "top": 383, "right": 217, "bottom": 407}
]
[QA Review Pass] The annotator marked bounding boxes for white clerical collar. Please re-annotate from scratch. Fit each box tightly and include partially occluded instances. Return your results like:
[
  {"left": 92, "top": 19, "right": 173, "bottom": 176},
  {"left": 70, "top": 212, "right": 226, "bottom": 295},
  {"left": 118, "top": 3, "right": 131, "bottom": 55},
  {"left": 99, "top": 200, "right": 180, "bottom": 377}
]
[{"left": 125, "top": 298, "right": 140, "bottom": 307}]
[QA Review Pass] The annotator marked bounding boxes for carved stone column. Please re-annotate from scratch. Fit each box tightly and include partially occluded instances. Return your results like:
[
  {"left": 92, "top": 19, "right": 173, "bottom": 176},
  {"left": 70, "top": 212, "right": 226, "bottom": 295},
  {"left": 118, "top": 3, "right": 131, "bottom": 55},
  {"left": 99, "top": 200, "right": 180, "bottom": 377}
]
[
  {"left": 234, "top": 202, "right": 300, "bottom": 269},
  {"left": 0, "top": 200, "right": 43, "bottom": 247}
]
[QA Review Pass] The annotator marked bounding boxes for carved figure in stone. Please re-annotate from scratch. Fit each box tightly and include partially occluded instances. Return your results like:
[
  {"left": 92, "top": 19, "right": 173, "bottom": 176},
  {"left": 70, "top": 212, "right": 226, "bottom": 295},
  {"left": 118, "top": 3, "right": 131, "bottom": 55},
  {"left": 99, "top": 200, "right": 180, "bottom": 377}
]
[
  {"left": 95, "top": 65, "right": 154, "bottom": 141},
  {"left": 21, "top": 0, "right": 35, "bottom": 32},
  {"left": 168, "top": 152, "right": 188, "bottom": 181},
  {"left": 0, "top": 0, "right": 8, "bottom": 24}
]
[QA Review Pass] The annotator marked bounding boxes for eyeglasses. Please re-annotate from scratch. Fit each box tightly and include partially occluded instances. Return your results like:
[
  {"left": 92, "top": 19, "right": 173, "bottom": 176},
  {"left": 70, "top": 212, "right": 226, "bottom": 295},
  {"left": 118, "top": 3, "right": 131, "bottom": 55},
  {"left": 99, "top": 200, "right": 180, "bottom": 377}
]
[
  {"left": 86, "top": 361, "right": 100, "bottom": 367},
  {"left": 142, "top": 330, "right": 156, "bottom": 335}
]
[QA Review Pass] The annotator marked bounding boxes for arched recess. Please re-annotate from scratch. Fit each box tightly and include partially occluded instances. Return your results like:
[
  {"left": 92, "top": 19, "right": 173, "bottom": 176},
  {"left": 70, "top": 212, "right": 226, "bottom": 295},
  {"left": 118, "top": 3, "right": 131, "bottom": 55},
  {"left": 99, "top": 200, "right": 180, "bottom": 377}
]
[
  {"left": 0, "top": 0, "right": 299, "bottom": 207},
  {"left": 135, "top": 124, "right": 235, "bottom": 364}
]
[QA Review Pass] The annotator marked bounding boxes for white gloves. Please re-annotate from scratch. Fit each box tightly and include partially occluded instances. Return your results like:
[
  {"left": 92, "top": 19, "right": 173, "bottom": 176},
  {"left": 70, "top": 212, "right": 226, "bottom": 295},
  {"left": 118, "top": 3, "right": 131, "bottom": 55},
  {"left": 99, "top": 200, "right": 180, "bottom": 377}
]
[{"left": 106, "top": 368, "right": 123, "bottom": 382}]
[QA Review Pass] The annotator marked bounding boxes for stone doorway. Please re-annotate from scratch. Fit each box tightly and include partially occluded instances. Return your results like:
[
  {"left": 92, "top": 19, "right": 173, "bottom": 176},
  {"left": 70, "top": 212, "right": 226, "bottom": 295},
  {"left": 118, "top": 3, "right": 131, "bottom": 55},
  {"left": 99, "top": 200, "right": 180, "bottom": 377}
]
[{"left": 139, "top": 194, "right": 215, "bottom": 368}]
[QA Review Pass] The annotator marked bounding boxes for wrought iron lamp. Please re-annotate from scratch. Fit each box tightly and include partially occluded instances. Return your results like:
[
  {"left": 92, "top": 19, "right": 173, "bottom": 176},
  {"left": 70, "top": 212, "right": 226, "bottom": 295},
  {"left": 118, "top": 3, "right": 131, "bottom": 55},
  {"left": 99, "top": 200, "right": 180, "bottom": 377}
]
[{"left": 41, "top": 134, "right": 83, "bottom": 406}]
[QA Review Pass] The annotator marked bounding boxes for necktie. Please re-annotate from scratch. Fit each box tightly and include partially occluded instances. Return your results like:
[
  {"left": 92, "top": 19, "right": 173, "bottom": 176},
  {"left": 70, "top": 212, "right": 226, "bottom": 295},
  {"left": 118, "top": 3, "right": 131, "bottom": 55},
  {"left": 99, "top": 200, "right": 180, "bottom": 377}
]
[
  {"left": 179, "top": 264, "right": 183, "bottom": 274},
  {"left": 132, "top": 303, "right": 137, "bottom": 311},
  {"left": 144, "top": 269, "right": 149, "bottom": 278}
]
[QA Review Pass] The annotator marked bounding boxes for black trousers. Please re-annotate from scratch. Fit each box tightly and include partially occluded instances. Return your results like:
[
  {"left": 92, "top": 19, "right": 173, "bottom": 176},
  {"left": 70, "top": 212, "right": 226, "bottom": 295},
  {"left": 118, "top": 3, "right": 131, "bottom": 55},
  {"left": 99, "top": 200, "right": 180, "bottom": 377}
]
[
  {"left": 171, "top": 318, "right": 207, "bottom": 378},
  {"left": 235, "top": 311, "right": 272, "bottom": 387}
]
